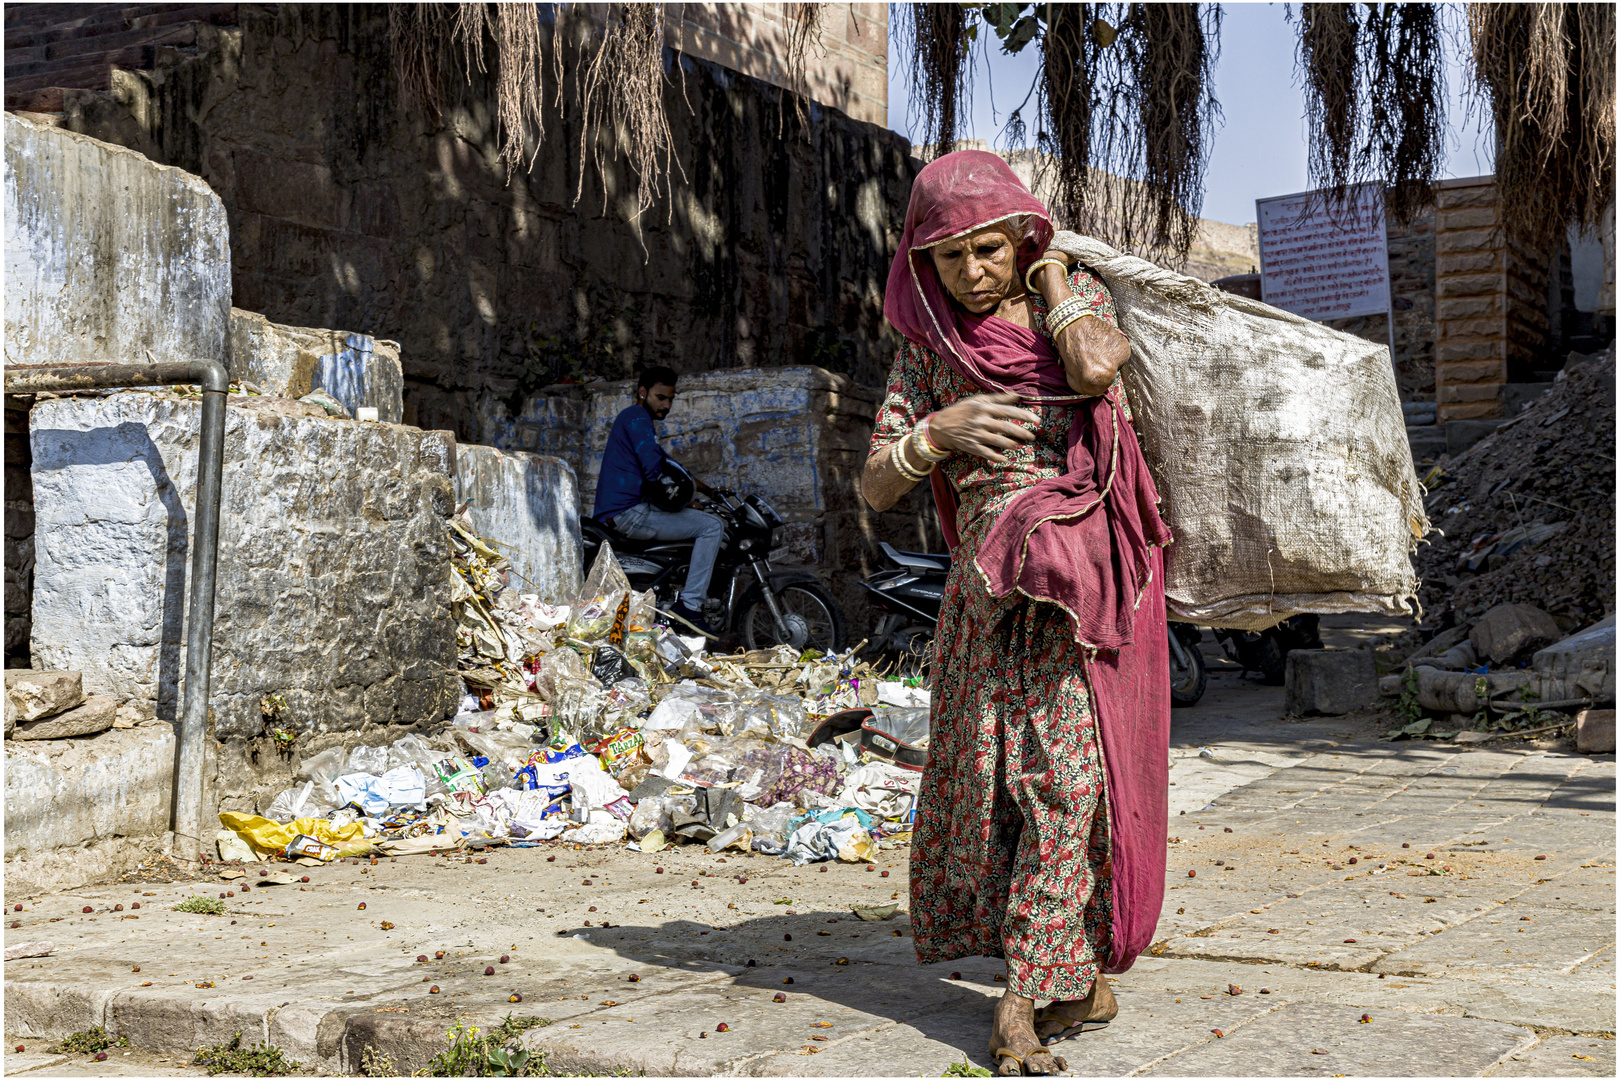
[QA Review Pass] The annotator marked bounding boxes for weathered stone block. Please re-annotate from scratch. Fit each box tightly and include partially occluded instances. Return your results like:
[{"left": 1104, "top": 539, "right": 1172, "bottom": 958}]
[
  {"left": 1576, "top": 709, "right": 1615, "bottom": 754},
  {"left": 1284, "top": 649, "right": 1377, "bottom": 716},
  {"left": 1435, "top": 359, "right": 1507, "bottom": 384},
  {"left": 1437, "top": 401, "right": 1503, "bottom": 423},
  {"left": 1436, "top": 274, "right": 1504, "bottom": 297},
  {"left": 1435, "top": 295, "right": 1502, "bottom": 321},
  {"left": 29, "top": 392, "right": 459, "bottom": 740},
  {"left": 227, "top": 308, "right": 405, "bottom": 422},
  {"left": 1436, "top": 340, "right": 1505, "bottom": 363},
  {"left": 454, "top": 444, "right": 582, "bottom": 605},
  {"left": 1437, "top": 384, "right": 1503, "bottom": 404},
  {"left": 4, "top": 724, "right": 175, "bottom": 895},
  {"left": 1434, "top": 181, "right": 1498, "bottom": 210},
  {"left": 3, "top": 113, "right": 230, "bottom": 368},
  {"left": 1469, "top": 603, "right": 1564, "bottom": 666},
  {"left": 1438, "top": 207, "right": 1499, "bottom": 231},
  {"left": 4, "top": 668, "right": 83, "bottom": 722},
  {"left": 11, "top": 694, "right": 116, "bottom": 740},
  {"left": 1533, "top": 616, "right": 1615, "bottom": 704}
]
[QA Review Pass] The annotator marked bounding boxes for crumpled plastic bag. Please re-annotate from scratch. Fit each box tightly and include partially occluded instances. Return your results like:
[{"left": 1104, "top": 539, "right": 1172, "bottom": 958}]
[
  {"left": 216, "top": 828, "right": 261, "bottom": 862},
  {"left": 782, "top": 808, "right": 878, "bottom": 865},
  {"left": 745, "top": 802, "right": 798, "bottom": 855},
  {"left": 561, "top": 809, "right": 628, "bottom": 845},
  {"left": 838, "top": 761, "right": 920, "bottom": 820},
  {"left": 333, "top": 766, "right": 426, "bottom": 816},
  {"left": 218, "top": 811, "right": 371, "bottom": 857},
  {"left": 347, "top": 744, "right": 391, "bottom": 775}
]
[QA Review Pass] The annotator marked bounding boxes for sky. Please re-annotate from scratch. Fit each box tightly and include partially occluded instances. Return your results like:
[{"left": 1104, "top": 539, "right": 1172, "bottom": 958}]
[{"left": 886, "top": 2, "right": 1495, "bottom": 227}]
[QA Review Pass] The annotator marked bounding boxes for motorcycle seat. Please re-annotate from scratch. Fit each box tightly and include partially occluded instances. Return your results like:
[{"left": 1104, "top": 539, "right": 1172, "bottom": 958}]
[{"left": 579, "top": 515, "right": 694, "bottom": 556}]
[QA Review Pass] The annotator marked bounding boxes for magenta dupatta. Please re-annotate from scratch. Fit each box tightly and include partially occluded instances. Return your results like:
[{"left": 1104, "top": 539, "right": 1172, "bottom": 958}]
[{"left": 884, "top": 150, "right": 1173, "bottom": 974}]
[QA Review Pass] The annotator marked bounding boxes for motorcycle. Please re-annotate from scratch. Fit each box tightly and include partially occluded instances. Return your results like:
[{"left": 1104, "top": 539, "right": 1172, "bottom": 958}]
[
  {"left": 861, "top": 542, "right": 1208, "bottom": 707},
  {"left": 579, "top": 489, "right": 846, "bottom": 654},
  {"left": 1211, "top": 615, "right": 1322, "bottom": 685}
]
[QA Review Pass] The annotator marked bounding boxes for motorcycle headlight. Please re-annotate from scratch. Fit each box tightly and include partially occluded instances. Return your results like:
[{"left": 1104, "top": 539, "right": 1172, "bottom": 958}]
[{"left": 739, "top": 537, "right": 753, "bottom": 551}]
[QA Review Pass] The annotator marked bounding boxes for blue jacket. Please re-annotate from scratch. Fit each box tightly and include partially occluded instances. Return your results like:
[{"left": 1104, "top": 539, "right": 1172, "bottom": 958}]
[{"left": 592, "top": 404, "right": 666, "bottom": 521}]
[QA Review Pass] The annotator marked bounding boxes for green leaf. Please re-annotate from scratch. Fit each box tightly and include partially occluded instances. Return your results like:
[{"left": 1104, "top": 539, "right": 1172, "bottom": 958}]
[
  {"left": 1006, "top": 16, "right": 1040, "bottom": 52},
  {"left": 1401, "top": 717, "right": 1433, "bottom": 736}
]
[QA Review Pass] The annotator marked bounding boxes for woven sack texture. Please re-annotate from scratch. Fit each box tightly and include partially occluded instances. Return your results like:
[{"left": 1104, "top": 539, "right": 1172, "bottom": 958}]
[{"left": 1051, "top": 231, "right": 1429, "bottom": 630}]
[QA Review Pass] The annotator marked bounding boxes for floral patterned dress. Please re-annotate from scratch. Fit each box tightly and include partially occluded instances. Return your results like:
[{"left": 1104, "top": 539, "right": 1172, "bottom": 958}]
[{"left": 871, "top": 268, "right": 1120, "bottom": 1002}]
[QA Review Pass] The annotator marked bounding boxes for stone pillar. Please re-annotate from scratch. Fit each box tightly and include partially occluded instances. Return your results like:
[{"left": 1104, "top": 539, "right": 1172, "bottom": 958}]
[{"left": 1432, "top": 176, "right": 1551, "bottom": 423}]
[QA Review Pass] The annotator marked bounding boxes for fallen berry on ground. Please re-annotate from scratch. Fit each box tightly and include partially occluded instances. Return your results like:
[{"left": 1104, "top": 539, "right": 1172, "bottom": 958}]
[
  {"left": 774, "top": 993, "right": 787, "bottom": 1002},
  {"left": 485, "top": 967, "right": 495, "bottom": 975}
]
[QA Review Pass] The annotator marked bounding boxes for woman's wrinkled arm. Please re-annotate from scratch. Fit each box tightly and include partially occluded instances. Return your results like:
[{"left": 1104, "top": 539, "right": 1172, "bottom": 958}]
[
  {"left": 861, "top": 439, "right": 929, "bottom": 513},
  {"left": 1030, "top": 251, "right": 1131, "bottom": 397}
]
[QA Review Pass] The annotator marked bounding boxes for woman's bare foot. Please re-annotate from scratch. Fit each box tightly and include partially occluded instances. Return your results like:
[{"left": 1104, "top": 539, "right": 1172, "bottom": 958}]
[
  {"left": 989, "top": 991, "right": 1068, "bottom": 1075},
  {"left": 1033, "top": 976, "right": 1118, "bottom": 1043}
]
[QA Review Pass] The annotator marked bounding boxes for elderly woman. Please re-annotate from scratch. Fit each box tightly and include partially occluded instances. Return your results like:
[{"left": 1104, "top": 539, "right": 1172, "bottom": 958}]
[{"left": 862, "top": 151, "right": 1173, "bottom": 1075}]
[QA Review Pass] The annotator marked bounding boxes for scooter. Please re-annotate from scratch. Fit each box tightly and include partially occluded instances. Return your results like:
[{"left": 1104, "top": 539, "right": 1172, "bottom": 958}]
[
  {"left": 860, "top": 542, "right": 1208, "bottom": 706},
  {"left": 579, "top": 489, "right": 846, "bottom": 654}
]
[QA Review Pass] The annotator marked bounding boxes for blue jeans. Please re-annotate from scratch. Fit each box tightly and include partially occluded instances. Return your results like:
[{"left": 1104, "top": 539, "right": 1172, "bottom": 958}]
[{"left": 609, "top": 502, "right": 725, "bottom": 609}]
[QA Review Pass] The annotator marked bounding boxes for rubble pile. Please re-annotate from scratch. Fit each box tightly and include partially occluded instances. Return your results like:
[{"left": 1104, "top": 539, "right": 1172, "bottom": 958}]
[
  {"left": 1415, "top": 348, "right": 1615, "bottom": 630},
  {"left": 217, "top": 514, "right": 925, "bottom": 868}
]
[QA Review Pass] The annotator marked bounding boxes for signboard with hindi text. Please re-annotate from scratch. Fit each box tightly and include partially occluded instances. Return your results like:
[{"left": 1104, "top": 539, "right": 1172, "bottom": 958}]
[{"left": 1256, "top": 184, "right": 1390, "bottom": 321}]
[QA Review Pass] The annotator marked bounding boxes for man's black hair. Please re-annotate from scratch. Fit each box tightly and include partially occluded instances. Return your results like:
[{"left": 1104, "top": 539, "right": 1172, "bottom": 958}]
[{"left": 638, "top": 365, "right": 679, "bottom": 390}]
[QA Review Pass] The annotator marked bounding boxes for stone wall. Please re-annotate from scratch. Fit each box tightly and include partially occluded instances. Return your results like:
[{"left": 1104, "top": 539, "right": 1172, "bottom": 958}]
[
  {"left": 3, "top": 111, "right": 230, "bottom": 367},
  {"left": 29, "top": 391, "right": 460, "bottom": 745},
  {"left": 1432, "top": 177, "right": 1552, "bottom": 422},
  {"left": 58, "top": 5, "right": 916, "bottom": 447},
  {"left": 1324, "top": 206, "right": 1437, "bottom": 401},
  {"left": 481, "top": 367, "right": 943, "bottom": 636},
  {"left": 667, "top": 3, "right": 888, "bottom": 128},
  {"left": 455, "top": 444, "right": 582, "bottom": 606}
]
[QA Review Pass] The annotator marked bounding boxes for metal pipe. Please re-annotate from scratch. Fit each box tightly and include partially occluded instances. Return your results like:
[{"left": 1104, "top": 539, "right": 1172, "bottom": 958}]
[{"left": 4, "top": 359, "right": 229, "bottom": 863}]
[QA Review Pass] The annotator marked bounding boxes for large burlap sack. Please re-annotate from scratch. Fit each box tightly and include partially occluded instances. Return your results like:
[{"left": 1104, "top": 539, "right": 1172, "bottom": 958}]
[{"left": 1050, "top": 231, "right": 1429, "bottom": 630}]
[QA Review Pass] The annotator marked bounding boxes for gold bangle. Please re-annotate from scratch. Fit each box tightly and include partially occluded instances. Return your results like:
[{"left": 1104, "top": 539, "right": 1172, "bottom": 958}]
[
  {"left": 1024, "top": 257, "right": 1070, "bottom": 295},
  {"left": 1049, "top": 309, "right": 1097, "bottom": 340},
  {"left": 914, "top": 417, "right": 949, "bottom": 461},
  {"left": 890, "top": 438, "right": 932, "bottom": 482},
  {"left": 1048, "top": 294, "right": 1088, "bottom": 324}
]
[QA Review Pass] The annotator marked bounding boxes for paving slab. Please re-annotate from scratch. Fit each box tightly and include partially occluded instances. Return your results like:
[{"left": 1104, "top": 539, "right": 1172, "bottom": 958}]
[
  {"left": 1486, "top": 1035, "right": 1617, "bottom": 1076},
  {"left": 1139, "top": 1002, "right": 1534, "bottom": 1077}
]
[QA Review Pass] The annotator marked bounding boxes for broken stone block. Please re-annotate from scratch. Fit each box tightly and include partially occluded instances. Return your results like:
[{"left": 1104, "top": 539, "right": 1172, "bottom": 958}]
[
  {"left": 1403, "top": 667, "right": 1534, "bottom": 713},
  {"left": 227, "top": 308, "right": 404, "bottom": 422},
  {"left": 1576, "top": 709, "right": 1615, "bottom": 754},
  {"left": 1413, "top": 640, "right": 1478, "bottom": 671},
  {"left": 11, "top": 694, "right": 117, "bottom": 740},
  {"left": 1468, "top": 604, "right": 1564, "bottom": 666},
  {"left": 1285, "top": 649, "right": 1377, "bottom": 715},
  {"left": 5, "top": 669, "right": 84, "bottom": 723},
  {"left": 1401, "top": 625, "right": 1471, "bottom": 666},
  {"left": 1533, "top": 615, "right": 1615, "bottom": 704}
]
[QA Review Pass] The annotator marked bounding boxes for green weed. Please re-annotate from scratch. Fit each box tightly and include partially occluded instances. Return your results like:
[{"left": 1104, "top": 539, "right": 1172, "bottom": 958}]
[
  {"left": 192, "top": 1031, "right": 299, "bottom": 1076},
  {"left": 942, "top": 1058, "right": 993, "bottom": 1077},
  {"left": 50, "top": 1028, "right": 129, "bottom": 1054},
  {"left": 173, "top": 895, "right": 226, "bottom": 915},
  {"left": 421, "top": 1015, "right": 552, "bottom": 1077}
]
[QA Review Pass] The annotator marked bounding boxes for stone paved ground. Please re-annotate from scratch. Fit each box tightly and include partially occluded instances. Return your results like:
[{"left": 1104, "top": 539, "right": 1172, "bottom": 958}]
[{"left": 4, "top": 640, "right": 1614, "bottom": 1077}]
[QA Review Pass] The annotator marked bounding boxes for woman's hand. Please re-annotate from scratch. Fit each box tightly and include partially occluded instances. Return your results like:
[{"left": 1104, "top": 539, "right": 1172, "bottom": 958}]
[
  {"left": 927, "top": 392, "right": 1040, "bottom": 464},
  {"left": 1055, "top": 315, "right": 1131, "bottom": 397}
]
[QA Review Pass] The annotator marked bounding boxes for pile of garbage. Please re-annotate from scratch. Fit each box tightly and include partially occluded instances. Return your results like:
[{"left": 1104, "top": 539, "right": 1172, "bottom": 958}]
[
  {"left": 218, "top": 512, "right": 929, "bottom": 868},
  {"left": 1415, "top": 348, "right": 1615, "bottom": 631}
]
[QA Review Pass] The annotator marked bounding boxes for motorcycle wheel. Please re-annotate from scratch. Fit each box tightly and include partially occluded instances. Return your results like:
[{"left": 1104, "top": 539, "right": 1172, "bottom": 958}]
[
  {"left": 738, "top": 582, "right": 846, "bottom": 654},
  {"left": 1170, "top": 637, "right": 1207, "bottom": 707},
  {"left": 1255, "top": 633, "right": 1288, "bottom": 685}
]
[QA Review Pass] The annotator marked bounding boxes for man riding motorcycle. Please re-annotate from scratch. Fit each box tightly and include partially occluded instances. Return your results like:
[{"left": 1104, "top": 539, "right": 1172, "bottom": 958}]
[{"left": 591, "top": 365, "right": 722, "bottom": 633}]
